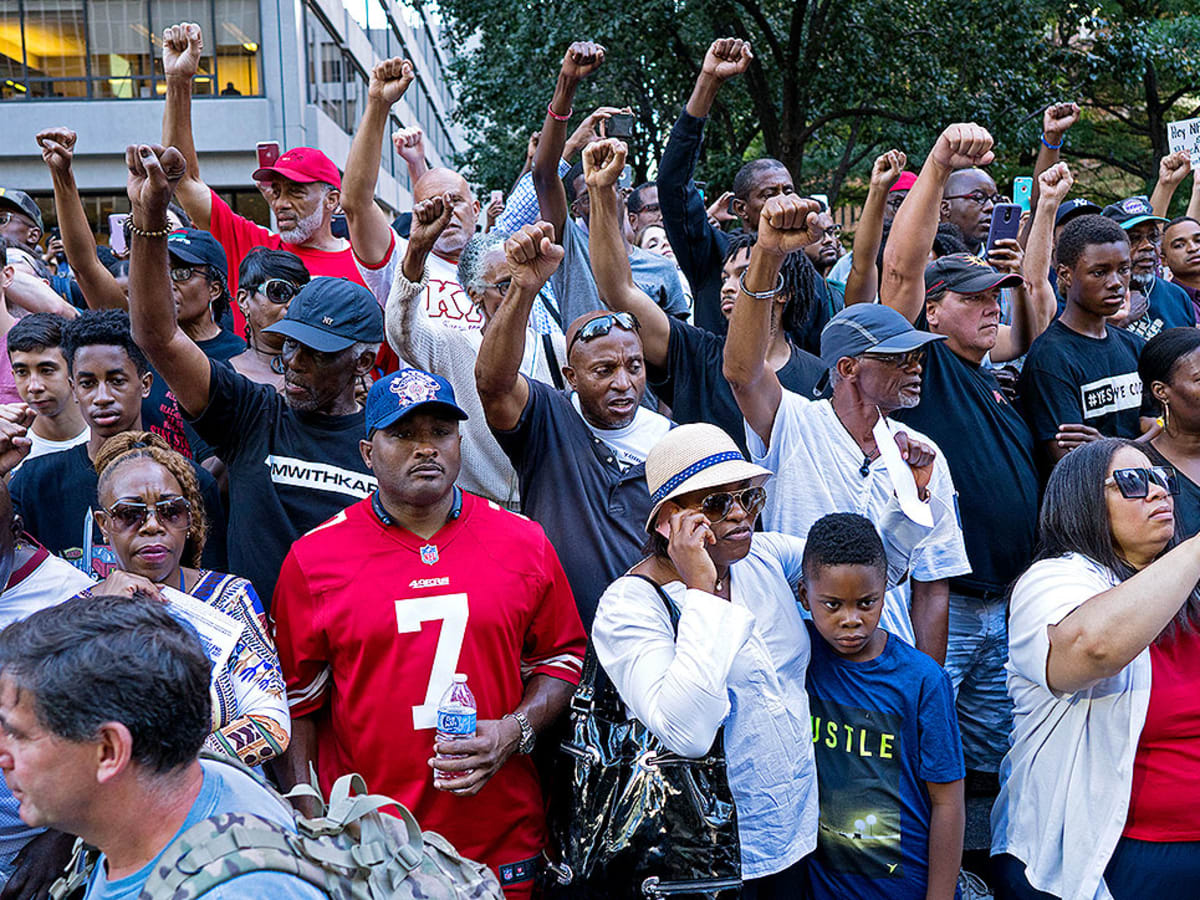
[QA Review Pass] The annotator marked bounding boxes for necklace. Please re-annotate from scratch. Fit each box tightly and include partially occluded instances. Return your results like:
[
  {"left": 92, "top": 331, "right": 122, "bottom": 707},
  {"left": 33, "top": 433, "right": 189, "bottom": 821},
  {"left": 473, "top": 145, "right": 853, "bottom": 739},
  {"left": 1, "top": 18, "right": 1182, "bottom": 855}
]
[{"left": 714, "top": 570, "right": 729, "bottom": 593}]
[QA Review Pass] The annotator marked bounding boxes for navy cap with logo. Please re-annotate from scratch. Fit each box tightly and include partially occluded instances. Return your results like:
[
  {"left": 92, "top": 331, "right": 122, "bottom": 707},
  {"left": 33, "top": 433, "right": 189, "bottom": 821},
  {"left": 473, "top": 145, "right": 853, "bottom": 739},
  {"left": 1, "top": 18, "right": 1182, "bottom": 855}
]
[
  {"left": 924, "top": 253, "right": 1023, "bottom": 297},
  {"left": 262, "top": 276, "right": 384, "bottom": 353},
  {"left": 167, "top": 228, "right": 228, "bottom": 281},
  {"left": 1101, "top": 195, "right": 1169, "bottom": 230},
  {"left": 1055, "top": 198, "right": 1102, "bottom": 228},
  {"left": 366, "top": 368, "right": 468, "bottom": 436},
  {"left": 818, "top": 303, "right": 946, "bottom": 370},
  {"left": 0, "top": 189, "right": 43, "bottom": 231}
]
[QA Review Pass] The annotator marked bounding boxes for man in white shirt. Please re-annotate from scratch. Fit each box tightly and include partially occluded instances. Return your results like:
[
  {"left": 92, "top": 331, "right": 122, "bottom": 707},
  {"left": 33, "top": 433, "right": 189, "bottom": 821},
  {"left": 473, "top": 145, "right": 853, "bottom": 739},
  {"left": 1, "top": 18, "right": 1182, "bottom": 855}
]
[
  {"left": 723, "top": 194, "right": 970, "bottom": 662},
  {"left": 6, "top": 314, "right": 88, "bottom": 464}
]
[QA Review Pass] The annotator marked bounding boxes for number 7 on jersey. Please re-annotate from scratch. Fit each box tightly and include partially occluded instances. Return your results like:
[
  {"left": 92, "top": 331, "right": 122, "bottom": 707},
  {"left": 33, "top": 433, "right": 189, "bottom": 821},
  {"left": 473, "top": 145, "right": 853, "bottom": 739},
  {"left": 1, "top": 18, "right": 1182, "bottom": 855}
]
[{"left": 395, "top": 593, "right": 469, "bottom": 730}]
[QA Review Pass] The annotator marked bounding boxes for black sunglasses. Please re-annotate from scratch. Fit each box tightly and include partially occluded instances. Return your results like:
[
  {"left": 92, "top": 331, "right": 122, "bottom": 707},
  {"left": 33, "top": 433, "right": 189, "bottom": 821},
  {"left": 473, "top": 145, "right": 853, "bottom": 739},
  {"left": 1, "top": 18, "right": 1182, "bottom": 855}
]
[
  {"left": 567, "top": 312, "right": 640, "bottom": 355},
  {"left": 860, "top": 348, "right": 926, "bottom": 368},
  {"left": 697, "top": 486, "right": 768, "bottom": 523},
  {"left": 103, "top": 497, "right": 192, "bottom": 532},
  {"left": 255, "top": 278, "right": 303, "bottom": 304},
  {"left": 1105, "top": 466, "right": 1178, "bottom": 499}
]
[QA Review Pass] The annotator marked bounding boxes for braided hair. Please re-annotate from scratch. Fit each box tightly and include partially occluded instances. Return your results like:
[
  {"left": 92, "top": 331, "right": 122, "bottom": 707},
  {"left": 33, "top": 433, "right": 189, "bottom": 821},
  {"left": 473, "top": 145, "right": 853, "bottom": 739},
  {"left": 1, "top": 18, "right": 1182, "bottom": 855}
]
[{"left": 94, "top": 431, "right": 208, "bottom": 567}]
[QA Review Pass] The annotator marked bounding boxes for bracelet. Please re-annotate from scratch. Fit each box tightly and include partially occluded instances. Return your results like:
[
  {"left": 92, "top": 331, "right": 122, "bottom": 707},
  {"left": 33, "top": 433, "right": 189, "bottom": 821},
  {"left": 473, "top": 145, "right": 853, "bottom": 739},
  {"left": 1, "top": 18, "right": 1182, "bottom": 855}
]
[
  {"left": 127, "top": 220, "right": 173, "bottom": 239},
  {"left": 1041, "top": 132, "right": 1063, "bottom": 150},
  {"left": 546, "top": 102, "right": 572, "bottom": 122},
  {"left": 738, "top": 272, "right": 784, "bottom": 300}
]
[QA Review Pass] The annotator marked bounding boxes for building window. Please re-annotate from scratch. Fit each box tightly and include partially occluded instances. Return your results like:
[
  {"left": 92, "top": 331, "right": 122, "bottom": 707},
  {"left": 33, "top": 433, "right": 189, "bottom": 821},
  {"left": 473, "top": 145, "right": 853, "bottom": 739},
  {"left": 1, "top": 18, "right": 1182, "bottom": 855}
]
[{"left": 0, "top": 0, "right": 260, "bottom": 100}]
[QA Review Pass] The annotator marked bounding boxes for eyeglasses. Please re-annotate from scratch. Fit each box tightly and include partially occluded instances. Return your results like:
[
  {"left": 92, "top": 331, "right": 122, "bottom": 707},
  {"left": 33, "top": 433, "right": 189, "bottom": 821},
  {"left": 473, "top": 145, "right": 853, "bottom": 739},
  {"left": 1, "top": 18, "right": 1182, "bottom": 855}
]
[
  {"left": 169, "top": 265, "right": 201, "bottom": 283},
  {"left": 632, "top": 203, "right": 661, "bottom": 215},
  {"left": 696, "top": 486, "right": 768, "bottom": 523},
  {"left": 567, "top": 312, "right": 640, "bottom": 355},
  {"left": 886, "top": 194, "right": 908, "bottom": 211},
  {"left": 0, "top": 211, "right": 36, "bottom": 230},
  {"left": 944, "top": 191, "right": 1003, "bottom": 206},
  {"left": 822, "top": 224, "right": 843, "bottom": 239},
  {"left": 478, "top": 279, "right": 512, "bottom": 295},
  {"left": 103, "top": 497, "right": 193, "bottom": 532},
  {"left": 860, "top": 348, "right": 925, "bottom": 368},
  {"left": 253, "top": 278, "right": 302, "bottom": 304},
  {"left": 1128, "top": 229, "right": 1162, "bottom": 247},
  {"left": 1105, "top": 466, "right": 1178, "bottom": 499}
]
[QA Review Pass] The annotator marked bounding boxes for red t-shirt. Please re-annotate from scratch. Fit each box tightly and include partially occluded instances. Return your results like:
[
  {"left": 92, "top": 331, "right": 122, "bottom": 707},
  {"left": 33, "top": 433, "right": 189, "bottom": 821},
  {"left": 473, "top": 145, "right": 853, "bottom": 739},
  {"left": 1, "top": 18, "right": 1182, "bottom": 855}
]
[
  {"left": 207, "top": 190, "right": 368, "bottom": 337},
  {"left": 272, "top": 493, "right": 586, "bottom": 896},
  {"left": 1123, "top": 623, "right": 1200, "bottom": 840}
]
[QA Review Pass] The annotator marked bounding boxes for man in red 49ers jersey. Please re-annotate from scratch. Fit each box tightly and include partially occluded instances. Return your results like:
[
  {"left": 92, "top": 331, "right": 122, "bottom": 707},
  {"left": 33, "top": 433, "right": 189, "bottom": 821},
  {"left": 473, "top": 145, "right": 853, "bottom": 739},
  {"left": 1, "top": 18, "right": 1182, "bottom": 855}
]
[{"left": 271, "top": 367, "right": 586, "bottom": 897}]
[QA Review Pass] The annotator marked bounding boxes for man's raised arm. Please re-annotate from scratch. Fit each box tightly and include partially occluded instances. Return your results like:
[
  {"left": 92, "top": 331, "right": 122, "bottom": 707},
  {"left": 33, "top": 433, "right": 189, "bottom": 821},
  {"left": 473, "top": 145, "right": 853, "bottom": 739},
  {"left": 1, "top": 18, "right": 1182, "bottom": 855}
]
[
  {"left": 881, "top": 123, "right": 996, "bottom": 323},
  {"left": 125, "top": 144, "right": 213, "bottom": 418},
  {"left": 844, "top": 149, "right": 905, "bottom": 306},
  {"left": 584, "top": 140, "right": 670, "bottom": 367},
  {"left": 532, "top": 41, "right": 605, "bottom": 242},
  {"left": 160, "top": 23, "right": 214, "bottom": 230},
  {"left": 475, "top": 223, "right": 563, "bottom": 431},
  {"left": 344, "top": 58, "right": 415, "bottom": 268},
  {"left": 723, "top": 195, "right": 823, "bottom": 446}
]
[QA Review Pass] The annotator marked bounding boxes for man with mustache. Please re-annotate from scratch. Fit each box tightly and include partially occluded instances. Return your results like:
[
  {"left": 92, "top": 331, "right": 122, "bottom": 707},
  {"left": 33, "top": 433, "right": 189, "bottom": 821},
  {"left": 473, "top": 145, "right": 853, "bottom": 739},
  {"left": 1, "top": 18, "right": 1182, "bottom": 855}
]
[
  {"left": 123, "top": 142, "right": 382, "bottom": 606},
  {"left": 272, "top": 368, "right": 585, "bottom": 899},
  {"left": 1164, "top": 216, "right": 1200, "bottom": 321}
]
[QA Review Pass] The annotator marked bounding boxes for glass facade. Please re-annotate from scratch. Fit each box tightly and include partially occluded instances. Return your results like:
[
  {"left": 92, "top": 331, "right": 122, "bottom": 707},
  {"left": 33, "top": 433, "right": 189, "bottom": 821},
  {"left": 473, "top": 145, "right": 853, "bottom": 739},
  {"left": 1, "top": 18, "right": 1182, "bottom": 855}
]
[{"left": 0, "top": 0, "right": 261, "bottom": 100}]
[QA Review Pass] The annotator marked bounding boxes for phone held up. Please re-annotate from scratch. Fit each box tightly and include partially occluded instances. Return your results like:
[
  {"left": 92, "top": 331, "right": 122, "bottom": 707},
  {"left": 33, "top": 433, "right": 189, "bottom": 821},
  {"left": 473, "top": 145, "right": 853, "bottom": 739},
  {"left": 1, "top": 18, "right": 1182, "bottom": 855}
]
[
  {"left": 1012, "top": 177, "right": 1033, "bottom": 214},
  {"left": 256, "top": 141, "right": 281, "bottom": 171},
  {"left": 985, "top": 203, "right": 1022, "bottom": 255},
  {"left": 606, "top": 112, "right": 634, "bottom": 140},
  {"left": 108, "top": 213, "right": 130, "bottom": 256}
]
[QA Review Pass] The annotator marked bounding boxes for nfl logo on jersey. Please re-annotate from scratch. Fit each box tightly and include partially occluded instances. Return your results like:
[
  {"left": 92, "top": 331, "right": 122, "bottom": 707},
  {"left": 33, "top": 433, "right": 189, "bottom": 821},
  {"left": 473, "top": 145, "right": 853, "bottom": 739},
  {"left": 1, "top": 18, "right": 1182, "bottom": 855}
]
[{"left": 420, "top": 544, "right": 439, "bottom": 566}]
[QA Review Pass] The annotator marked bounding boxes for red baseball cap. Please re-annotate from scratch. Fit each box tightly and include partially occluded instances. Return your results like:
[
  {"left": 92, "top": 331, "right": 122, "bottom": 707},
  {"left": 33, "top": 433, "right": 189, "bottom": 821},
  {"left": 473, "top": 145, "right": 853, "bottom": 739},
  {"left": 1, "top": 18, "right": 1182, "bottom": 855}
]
[
  {"left": 252, "top": 147, "right": 341, "bottom": 189},
  {"left": 890, "top": 171, "right": 918, "bottom": 192}
]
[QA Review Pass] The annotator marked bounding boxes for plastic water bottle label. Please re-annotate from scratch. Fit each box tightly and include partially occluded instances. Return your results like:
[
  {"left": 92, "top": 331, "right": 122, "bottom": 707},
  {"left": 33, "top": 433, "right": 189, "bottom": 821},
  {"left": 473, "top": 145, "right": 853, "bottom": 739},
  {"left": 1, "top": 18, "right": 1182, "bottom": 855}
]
[{"left": 437, "top": 710, "right": 476, "bottom": 736}]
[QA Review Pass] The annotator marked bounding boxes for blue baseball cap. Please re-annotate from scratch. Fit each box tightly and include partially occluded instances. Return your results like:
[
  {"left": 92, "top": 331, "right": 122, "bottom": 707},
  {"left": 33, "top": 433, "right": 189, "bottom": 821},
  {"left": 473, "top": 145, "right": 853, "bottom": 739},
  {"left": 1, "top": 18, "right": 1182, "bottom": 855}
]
[
  {"left": 819, "top": 303, "right": 945, "bottom": 370},
  {"left": 168, "top": 228, "right": 228, "bottom": 281},
  {"left": 365, "top": 368, "right": 468, "bottom": 436},
  {"left": 1055, "top": 198, "right": 1101, "bottom": 228},
  {"left": 263, "top": 277, "right": 383, "bottom": 353},
  {"left": 1101, "top": 195, "right": 1169, "bottom": 230}
]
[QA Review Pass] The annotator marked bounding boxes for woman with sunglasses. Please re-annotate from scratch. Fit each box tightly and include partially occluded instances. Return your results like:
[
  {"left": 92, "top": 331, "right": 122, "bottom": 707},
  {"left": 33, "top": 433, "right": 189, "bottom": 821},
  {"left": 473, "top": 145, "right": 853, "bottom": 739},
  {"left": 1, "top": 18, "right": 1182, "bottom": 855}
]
[
  {"left": 993, "top": 438, "right": 1200, "bottom": 899},
  {"left": 89, "top": 431, "right": 290, "bottom": 766},
  {"left": 229, "top": 248, "right": 310, "bottom": 391},
  {"left": 592, "top": 422, "right": 928, "bottom": 898},
  {"left": 1140, "top": 327, "right": 1200, "bottom": 539}
]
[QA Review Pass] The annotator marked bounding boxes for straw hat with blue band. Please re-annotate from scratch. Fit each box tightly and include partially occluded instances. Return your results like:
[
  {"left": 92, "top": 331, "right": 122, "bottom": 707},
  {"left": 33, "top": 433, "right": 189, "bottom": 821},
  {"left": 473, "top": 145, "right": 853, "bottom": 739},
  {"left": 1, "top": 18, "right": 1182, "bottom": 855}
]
[{"left": 643, "top": 423, "right": 773, "bottom": 533}]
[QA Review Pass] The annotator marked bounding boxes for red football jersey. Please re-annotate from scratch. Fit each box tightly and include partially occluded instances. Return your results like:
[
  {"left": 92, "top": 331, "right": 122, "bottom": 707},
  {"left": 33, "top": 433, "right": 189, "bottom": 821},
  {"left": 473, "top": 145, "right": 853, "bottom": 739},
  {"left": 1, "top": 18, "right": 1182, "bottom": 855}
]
[{"left": 272, "top": 492, "right": 585, "bottom": 896}]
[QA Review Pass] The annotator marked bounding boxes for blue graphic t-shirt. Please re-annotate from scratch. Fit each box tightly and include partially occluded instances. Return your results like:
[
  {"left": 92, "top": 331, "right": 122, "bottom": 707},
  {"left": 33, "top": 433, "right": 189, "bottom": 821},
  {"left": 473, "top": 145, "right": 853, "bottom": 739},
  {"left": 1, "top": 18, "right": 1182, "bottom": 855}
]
[{"left": 804, "top": 622, "right": 964, "bottom": 900}]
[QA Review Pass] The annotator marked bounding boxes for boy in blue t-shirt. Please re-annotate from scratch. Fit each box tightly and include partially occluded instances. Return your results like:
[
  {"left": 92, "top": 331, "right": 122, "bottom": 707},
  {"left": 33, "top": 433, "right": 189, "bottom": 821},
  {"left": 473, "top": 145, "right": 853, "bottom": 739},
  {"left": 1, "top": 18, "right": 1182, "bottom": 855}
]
[{"left": 800, "top": 513, "right": 965, "bottom": 900}]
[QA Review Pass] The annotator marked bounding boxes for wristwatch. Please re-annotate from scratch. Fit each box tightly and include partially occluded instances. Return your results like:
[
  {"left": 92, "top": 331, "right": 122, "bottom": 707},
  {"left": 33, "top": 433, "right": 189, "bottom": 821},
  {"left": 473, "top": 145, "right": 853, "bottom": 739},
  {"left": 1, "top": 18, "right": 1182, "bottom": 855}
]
[{"left": 503, "top": 711, "right": 536, "bottom": 754}]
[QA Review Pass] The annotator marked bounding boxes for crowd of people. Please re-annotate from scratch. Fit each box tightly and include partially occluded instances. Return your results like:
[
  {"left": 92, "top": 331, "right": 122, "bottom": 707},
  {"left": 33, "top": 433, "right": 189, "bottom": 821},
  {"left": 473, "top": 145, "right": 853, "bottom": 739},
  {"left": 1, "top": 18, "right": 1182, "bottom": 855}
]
[{"left": 0, "top": 23, "right": 1197, "bottom": 900}]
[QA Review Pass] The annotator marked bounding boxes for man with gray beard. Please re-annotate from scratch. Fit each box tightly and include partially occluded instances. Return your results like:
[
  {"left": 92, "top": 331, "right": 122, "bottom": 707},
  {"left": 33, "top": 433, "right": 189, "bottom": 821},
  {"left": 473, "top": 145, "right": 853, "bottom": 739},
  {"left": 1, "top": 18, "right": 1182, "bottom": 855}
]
[{"left": 159, "top": 22, "right": 368, "bottom": 306}]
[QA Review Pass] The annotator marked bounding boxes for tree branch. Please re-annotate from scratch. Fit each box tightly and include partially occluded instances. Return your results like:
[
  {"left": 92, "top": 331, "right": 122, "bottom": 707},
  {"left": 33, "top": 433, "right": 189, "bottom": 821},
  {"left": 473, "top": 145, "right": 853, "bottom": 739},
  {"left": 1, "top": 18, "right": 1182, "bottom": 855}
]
[{"left": 796, "top": 106, "right": 918, "bottom": 145}]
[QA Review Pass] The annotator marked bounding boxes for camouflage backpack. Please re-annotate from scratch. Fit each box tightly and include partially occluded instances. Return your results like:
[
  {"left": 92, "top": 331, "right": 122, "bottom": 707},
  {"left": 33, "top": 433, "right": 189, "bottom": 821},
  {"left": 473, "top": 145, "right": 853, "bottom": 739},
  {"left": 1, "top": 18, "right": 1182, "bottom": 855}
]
[{"left": 48, "top": 761, "right": 504, "bottom": 900}]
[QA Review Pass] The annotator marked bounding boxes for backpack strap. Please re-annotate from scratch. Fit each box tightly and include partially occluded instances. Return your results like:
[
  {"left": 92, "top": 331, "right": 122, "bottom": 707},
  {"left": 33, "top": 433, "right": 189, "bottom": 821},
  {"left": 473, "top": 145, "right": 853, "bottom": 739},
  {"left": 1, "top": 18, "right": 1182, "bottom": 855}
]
[{"left": 542, "top": 333, "right": 564, "bottom": 390}]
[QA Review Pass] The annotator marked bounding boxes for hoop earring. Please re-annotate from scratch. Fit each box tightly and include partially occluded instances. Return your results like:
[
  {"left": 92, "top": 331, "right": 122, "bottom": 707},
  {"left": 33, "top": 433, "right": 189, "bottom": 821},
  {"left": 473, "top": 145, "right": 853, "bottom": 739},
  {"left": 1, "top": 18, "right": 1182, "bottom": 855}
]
[{"left": 1163, "top": 401, "right": 1173, "bottom": 433}]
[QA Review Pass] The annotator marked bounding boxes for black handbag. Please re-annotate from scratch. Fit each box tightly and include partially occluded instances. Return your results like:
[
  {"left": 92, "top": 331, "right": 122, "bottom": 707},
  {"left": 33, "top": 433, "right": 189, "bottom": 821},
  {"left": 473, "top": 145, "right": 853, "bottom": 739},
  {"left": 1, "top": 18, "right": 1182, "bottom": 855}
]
[{"left": 547, "top": 576, "right": 742, "bottom": 899}]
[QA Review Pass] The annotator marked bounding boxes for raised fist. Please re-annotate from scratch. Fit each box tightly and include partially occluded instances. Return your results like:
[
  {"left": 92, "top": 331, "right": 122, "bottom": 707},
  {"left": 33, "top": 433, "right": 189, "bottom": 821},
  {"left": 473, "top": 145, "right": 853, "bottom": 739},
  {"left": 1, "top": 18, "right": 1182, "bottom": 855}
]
[
  {"left": 36, "top": 127, "right": 77, "bottom": 174},
  {"left": 869, "top": 149, "right": 907, "bottom": 192},
  {"left": 561, "top": 41, "right": 606, "bottom": 80},
  {"left": 126, "top": 144, "right": 187, "bottom": 224},
  {"left": 701, "top": 38, "right": 752, "bottom": 82},
  {"left": 505, "top": 221, "right": 564, "bottom": 292},
  {"left": 755, "top": 194, "right": 824, "bottom": 257},
  {"left": 393, "top": 126, "right": 425, "bottom": 164},
  {"left": 582, "top": 139, "right": 626, "bottom": 190},
  {"left": 1037, "top": 161, "right": 1074, "bottom": 205},
  {"left": 1042, "top": 102, "right": 1081, "bottom": 139},
  {"left": 369, "top": 57, "right": 414, "bottom": 106},
  {"left": 409, "top": 194, "right": 454, "bottom": 251},
  {"left": 930, "top": 123, "right": 995, "bottom": 171},
  {"left": 1158, "top": 150, "right": 1192, "bottom": 188},
  {"left": 162, "top": 22, "right": 203, "bottom": 79}
]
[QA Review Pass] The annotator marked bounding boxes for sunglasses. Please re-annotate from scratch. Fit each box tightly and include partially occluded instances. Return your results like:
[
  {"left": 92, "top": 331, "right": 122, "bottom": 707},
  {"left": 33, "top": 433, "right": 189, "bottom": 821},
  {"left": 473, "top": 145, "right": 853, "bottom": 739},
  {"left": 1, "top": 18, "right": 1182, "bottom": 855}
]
[
  {"left": 1105, "top": 466, "right": 1179, "bottom": 499},
  {"left": 567, "top": 312, "right": 640, "bottom": 355},
  {"left": 860, "top": 348, "right": 925, "bottom": 368},
  {"left": 696, "top": 486, "right": 768, "bottom": 523},
  {"left": 255, "top": 278, "right": 303, "bottom": 304},
  {"left": 103, "top": 497, "right": 192, "bottom": 532},
  {"left": 478, "top": 279, "right": 512, "bottom": 295}
]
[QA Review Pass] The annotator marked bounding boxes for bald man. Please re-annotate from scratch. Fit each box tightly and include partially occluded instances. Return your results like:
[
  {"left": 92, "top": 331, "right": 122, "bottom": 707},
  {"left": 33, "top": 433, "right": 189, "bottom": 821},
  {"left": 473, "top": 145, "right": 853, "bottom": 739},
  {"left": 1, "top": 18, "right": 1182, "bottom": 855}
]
[
  {"left": 343, "top": 58, "right": 484, "bottom": 332},
  {"left": 941, "top": 167, "right": 1000, "bottom": 254}
]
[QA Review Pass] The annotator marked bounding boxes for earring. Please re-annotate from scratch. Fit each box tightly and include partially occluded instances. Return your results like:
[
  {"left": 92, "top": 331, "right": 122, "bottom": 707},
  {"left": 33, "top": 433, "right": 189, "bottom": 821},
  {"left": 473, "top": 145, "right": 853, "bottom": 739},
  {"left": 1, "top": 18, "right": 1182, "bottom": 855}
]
[{"left": 1163, "top": 401, "right": 1172, "bottom": 433}]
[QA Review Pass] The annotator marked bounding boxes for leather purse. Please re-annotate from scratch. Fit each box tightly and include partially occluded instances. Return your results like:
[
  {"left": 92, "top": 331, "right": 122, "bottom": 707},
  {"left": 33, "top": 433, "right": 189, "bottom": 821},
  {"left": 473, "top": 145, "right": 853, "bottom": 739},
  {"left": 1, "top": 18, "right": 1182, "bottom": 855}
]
[{"left": 546, "top": 576, "right": 742, "bottom": 899}]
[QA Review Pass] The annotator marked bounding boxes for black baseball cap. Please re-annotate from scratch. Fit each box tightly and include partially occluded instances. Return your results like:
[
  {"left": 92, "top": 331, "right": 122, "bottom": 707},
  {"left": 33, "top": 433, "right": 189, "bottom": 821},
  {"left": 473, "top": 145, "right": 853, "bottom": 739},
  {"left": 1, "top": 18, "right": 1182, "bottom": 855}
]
[
  {"left": 168, "top": 229, "right": 228, "bottom": 281},
  {"left": 924, "top": 253, "right": 1023, "bottom": 296},
  {"left": 819, "top": 303, "right": 945, "bottom": 370},
  {"left": 262, "top": 276, "right": 384, "bottom": 352},
  {"left": 1101, "top": 195, "right": 1168, "bottom": 230},
  {"left": 1055, "top": 198, "right": 1101, "bottom": 228},
  {"left": 0, "top": 189, "right": 43, "bottom": 231},
  {"left": 365, "top": 368, "right": 468, "bottom": 436}
]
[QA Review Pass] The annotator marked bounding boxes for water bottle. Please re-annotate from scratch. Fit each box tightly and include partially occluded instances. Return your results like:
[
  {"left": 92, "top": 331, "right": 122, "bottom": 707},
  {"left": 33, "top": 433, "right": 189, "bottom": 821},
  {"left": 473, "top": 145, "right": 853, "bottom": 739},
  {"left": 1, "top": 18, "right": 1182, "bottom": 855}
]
[{"left": 434, "top": 673, "right": 476, "bottom": 781}]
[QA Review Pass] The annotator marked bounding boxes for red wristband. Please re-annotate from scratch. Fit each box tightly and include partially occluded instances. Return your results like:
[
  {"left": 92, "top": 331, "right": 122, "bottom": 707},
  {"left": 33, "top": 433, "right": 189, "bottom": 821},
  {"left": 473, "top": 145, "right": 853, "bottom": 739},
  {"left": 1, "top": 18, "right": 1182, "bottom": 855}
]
[{"left": 547, "top": 102, "right": 572, "bottom": 122}]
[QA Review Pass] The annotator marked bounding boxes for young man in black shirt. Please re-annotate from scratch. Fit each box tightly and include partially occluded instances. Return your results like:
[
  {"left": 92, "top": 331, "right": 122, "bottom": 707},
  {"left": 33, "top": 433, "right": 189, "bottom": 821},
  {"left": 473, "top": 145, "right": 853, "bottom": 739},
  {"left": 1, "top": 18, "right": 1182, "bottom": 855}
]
[
  {"left": 124, "top": 144, "right": 382, "bottom": 605},
  {"left": 6, "top": 309, "right": 226, "bottom": 578},
  {"left": 585, "top": 139, "right": 823, "bottom": 454}
]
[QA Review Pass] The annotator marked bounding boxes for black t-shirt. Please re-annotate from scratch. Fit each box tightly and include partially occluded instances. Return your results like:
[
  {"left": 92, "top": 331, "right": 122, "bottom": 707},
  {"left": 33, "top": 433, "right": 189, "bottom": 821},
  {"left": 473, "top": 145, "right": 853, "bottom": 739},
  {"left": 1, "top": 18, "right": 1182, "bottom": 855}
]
[
  {"left": 197, "top": 328, "right": 247, "bottom": 363},
  {"left": 491, "top": 379, "right": 654, "bottom": 630},
  {"left": 1018, "top": 318, "right": 1147, "bottom": 446},
  {"left": 141, "top": 363, "right": 215, "bottom": 462},
  {"left": 1143, "top": 443, "right": 1200, "bottom": 541},
  {"left": 9, "top": 442, "right": 228, "bottom": 578},
  {"left": 187, "top": 359, "right": 375, "bottom": 604},
  {"left": 893, "top": 341, "right": 1039, "bottom": 593},
  {"left": 651, "top": 316, "right": 824, "bottom": 454}
]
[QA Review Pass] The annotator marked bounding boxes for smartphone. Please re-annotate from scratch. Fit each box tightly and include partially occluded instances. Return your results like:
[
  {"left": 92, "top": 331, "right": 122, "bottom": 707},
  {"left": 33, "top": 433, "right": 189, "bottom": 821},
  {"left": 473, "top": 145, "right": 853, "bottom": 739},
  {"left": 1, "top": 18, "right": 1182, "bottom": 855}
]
[
  {"left": 108, "top": 213, "right": 129, "bottom": 256},
  {"left": 490, "top": 190, "right": 503, "bottom": 205},
  {"left": 1013, "top": 177, "right": 1033, "bottom": 213},
  {"left": 986, "top": 203, "right": 1023, "bottom": 254},
  {"left": 330, "top": 213, "right": 348, "bottom": 239},
  {"left": 49, "top": 226, "right": 60, "bottom": 240},
  {"left": 256, "top": 141, "right": 281, "bottom": 170},
  {"left": 606, "top": 112, "right": 633, "bottom": 139}
]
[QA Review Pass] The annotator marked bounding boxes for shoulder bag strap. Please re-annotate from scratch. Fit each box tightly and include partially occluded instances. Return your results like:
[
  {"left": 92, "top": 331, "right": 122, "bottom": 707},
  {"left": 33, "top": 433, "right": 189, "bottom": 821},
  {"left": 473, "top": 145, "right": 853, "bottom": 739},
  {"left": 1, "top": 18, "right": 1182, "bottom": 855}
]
[{"left": 542, "top": 333, "right": 564, "bottom": 390}]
